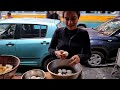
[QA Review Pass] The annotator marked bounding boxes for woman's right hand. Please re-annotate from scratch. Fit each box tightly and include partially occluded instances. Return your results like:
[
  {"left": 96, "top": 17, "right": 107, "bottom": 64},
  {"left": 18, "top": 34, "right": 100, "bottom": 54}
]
[{"left": 54, "top": 50, "right": 67, "bottom": 59}]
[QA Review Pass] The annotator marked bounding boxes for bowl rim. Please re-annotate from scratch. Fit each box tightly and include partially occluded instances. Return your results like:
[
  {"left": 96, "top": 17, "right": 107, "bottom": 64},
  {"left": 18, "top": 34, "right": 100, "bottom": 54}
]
[
  {"left": 21, "top": 69, "right": 46, "bottom": 79},
  {"left": 0, "top": 55, "right": 20, "bottom": 76},
  {"left": 47, "top": 59, "right": 83, "bottom": 77}
]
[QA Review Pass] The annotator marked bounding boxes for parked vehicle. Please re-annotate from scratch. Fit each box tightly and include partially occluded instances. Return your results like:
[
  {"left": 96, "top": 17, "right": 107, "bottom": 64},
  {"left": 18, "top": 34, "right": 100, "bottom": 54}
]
[
  {"left": 84, "top": 16, "right": 120, "bottom": 67},
  {"left": 0, "top": 18, "right": 60, "bottom": 69}
]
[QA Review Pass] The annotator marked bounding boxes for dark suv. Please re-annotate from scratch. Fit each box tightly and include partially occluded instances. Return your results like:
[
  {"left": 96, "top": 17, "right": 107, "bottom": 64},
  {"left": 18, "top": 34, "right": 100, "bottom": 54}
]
[{"left": 84, "top": 16, "right": 120, "bottom": 67}]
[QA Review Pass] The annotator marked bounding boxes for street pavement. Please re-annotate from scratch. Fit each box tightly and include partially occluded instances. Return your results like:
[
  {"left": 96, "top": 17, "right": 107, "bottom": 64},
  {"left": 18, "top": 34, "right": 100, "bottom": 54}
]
[
  {"left": 17, "top": 65, "right": 120, "bottom": 79},
  {"left": 81, "top": 65, "right": 118, "bottom": 79}
]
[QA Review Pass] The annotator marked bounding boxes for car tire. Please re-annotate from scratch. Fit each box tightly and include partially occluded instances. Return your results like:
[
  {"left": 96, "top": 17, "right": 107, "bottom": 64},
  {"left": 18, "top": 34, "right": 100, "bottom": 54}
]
[
  {"left": 86, "top": 51, "right": 105, "bottom": 67},
  {"left": 42, "top": 57, "right": 56, "bottom": 71}
]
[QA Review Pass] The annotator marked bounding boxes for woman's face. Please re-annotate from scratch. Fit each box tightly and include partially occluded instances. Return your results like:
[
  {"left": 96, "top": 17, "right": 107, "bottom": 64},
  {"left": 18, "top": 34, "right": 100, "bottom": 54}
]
[{"left": 63, "top": 11, "right": 79, "bottom": 30}]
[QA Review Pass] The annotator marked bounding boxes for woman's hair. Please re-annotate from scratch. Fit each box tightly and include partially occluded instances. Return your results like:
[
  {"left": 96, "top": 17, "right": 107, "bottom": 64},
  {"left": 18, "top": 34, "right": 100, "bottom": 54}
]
[{"left": 62, "top": 11, "right": 80, "bottom": 18}]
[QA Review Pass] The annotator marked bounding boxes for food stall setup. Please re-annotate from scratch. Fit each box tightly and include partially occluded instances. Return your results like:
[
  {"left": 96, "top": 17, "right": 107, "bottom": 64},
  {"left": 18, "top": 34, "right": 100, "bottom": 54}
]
[{"left": 0, "top": 55, "right": 83, "bottom": 79}]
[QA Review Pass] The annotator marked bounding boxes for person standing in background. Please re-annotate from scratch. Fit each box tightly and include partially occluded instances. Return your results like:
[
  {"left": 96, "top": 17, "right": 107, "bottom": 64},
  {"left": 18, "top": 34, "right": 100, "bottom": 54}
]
[
  {"left": 6, "top": 12, "right": 13, "bottom": 19},
  {"left": 46, "top": 11, "right": 53, "bottom": 19},
  {"left": 46, "top": 11, "right": 60, "bottom": 20}
]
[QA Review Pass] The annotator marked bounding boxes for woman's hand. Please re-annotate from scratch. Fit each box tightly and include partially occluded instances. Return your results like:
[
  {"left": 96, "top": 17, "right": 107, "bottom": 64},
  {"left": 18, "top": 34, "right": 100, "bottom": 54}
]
[
  {"left": 69, "top": 55, "right": 80, "bottom": 66},
  {"left": 54, "top": 50, "right": 67, "bottom": 59}
]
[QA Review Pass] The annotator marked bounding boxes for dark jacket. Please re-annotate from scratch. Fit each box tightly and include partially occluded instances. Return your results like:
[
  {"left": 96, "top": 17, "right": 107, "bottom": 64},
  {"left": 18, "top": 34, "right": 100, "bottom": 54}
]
[{"left": 48, "top": 27, "right": 91, "bottom": 64}]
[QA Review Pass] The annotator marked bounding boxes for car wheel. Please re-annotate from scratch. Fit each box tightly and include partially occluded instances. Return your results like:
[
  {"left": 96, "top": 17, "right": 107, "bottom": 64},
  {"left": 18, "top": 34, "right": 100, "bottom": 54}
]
[
  {"left": 42, "top": 57, "right": 56, "bottom": 71},
  {"left": 87, "top": 51, "right": 105, "bottom": 67}
]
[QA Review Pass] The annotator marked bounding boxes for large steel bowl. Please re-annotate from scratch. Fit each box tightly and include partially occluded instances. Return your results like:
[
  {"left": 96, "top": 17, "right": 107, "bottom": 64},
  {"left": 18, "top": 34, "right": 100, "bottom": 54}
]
[
  {"left": 47, "top": 59, "right": 82, "bottom": 79},
  {"left": 0, "top": 55, "right": 20, "bottom": 79},
  {"left": 21, "top": 69, "right": 46, "bottom": 79}
]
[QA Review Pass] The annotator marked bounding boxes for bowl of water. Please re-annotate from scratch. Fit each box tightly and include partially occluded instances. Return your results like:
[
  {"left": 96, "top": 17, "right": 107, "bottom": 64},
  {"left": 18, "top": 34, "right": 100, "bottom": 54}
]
[{"left": 47, "top": 59, "right": 82, "bottom": 79}]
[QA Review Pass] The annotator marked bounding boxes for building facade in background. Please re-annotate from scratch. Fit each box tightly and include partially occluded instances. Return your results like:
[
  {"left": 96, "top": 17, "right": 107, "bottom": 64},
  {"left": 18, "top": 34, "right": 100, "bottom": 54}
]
[{"left": 0, "top": 11, "right": 120, "bottom": 28}]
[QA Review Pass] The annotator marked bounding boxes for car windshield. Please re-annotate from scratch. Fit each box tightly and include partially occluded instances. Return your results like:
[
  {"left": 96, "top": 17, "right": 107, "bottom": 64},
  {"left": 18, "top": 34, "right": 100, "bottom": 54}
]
[{"left": 95, "top": 17, "right": 120, "bottom": 36}]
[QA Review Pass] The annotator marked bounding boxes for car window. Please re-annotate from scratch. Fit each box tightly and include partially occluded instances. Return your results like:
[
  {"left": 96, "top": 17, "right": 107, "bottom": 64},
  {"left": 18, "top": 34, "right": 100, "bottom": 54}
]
[
  {"left": 96, "top": 18, "right": 120, "bottom": 35},
  {"left": 8, "top": 24, "right": 16, "bottom": 36},
  {"left": 0, "top": 24, "right": 16, "bottom": 39},
  {"left": 20, "top": 24, "right": 47, "bottom": 38},
  {"left": 0, "top": 24, "right": 9, "bottom": 32}
]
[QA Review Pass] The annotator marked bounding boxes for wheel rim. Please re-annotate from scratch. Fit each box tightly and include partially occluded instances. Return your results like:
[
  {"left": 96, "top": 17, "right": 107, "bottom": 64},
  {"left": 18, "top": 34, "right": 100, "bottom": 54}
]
[{"left": 88, "top": 54, "right": 102, "bottom": 66}]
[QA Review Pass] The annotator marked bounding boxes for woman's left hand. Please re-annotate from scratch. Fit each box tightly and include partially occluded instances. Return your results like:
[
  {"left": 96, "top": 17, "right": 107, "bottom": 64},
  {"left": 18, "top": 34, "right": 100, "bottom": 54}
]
[{"left": 69, "top": 55, "right": 80, "bottom": 66}]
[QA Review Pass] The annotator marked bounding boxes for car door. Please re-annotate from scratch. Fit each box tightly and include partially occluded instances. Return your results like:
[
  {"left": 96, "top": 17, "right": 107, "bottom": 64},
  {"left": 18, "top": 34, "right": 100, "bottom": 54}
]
[
  {"left": 108, "top": 31, "right": 120, "bottom": 59},
  {"left": 0, "top": 24, "right": 17, "bottom": 56},
  {"left": 15, "top": 24, "right": 51, "bottom": 66}
]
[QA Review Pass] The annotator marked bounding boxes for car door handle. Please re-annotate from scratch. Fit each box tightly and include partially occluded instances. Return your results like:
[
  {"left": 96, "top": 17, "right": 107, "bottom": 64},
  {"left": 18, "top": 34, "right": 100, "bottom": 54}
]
[
  {"left": 6, "top": 43, "right": 14, "bottom": 46},
  {"left": 41, "top": 41, "right": 49, "bottom": 45}
]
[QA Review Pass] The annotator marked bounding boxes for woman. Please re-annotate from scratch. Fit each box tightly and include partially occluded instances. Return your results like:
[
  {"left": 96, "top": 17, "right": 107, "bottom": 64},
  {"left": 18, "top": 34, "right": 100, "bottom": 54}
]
[{"left": 48, "top": 11, "right": 91, "bottom": 66}]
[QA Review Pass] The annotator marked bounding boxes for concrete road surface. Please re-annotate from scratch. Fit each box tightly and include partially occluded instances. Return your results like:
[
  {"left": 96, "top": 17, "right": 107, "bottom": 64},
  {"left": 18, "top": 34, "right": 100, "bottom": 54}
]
[
  {"left": 17, "top": 65, "right": 120, "bottom": 79},
  {"left": 81, "top": 65, "right": 119, "bottom": 79}
]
